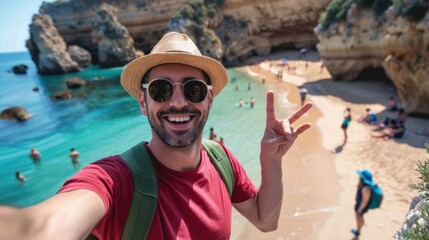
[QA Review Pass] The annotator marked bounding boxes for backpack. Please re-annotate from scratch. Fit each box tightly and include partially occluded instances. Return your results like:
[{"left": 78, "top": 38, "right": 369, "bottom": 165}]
[
  {"left": 368, "top": 184, "right": 383, "bottom": 209},
  {"left": 118, "top": 139, "right": 235, "bottom": 240}
]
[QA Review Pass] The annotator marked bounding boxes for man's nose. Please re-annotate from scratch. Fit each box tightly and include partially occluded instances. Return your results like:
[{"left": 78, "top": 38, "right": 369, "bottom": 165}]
[{"left": 168, "top": 84, "right": 188, "bottom": 108}]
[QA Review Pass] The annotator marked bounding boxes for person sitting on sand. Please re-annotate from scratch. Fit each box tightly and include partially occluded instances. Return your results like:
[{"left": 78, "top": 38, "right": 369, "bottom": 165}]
[
  {"left": 29, "top": 148, "right": 41, "bottom": 163},
  {"left": 358, "top": 108, "right": 377, "bottom": 124},
  {"left": 387, "top": 96, "right": 398, "bottom": 112},
  {"left": 15, "top": 171, "right": 26, "bottom": 183},
  {"left": 371, "top": 117, "right": 397, "bottom": 132},
  {"left": 371, "top": 121, "right": 405, "bottom": 140},
  {"left": 396, "top": 108, "right": 407, "bottom": 125}
]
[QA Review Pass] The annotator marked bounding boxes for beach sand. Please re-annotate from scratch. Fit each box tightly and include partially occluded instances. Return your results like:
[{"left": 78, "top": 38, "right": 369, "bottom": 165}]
[{"left": 233, "top": 50, "right": 428, "bottom": 239}]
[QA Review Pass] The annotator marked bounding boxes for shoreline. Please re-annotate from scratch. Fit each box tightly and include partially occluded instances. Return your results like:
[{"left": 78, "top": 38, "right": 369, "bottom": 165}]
[{"left": 232, "top": 50, "right": 428, "bottom": 239}]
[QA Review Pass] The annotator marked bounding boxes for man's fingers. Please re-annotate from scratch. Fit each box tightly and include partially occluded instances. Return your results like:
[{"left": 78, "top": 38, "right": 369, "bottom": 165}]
[
  {"left": 288, "top": 102, "right": 313, "bottom": 124},
  {"left": 295, "top": 123, "right": 311, "bottom": 136},
  {"left": 266, "top": 90, "right": 276, "bottom": 122}
]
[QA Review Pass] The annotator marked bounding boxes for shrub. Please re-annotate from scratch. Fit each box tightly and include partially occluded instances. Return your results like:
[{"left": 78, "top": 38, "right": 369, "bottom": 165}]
[
  {"left": 357, "top": 0, "right": 375, "bottom": 8},
  {"left": 402, "top": 143, "right": 429, "bottom": 239},
  {"left": 319, "top": 0, "right": 354, "bottom": 30},
  {"left": 399, "top": 0, "right": 429, "bottom": 22}
]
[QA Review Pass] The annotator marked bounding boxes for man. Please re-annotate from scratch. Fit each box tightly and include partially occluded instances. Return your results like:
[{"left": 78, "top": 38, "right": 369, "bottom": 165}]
[{"left": 0, "top": 32, "right": 312, "bottom": 239}]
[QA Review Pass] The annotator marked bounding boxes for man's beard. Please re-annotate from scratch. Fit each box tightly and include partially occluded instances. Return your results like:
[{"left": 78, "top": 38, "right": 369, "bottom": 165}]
[{"left": 147, "top": 107, "right": 208, "bottom": 148}]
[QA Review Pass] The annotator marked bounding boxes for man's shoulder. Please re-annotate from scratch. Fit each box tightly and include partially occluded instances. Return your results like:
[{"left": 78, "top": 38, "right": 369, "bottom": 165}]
[{"left": 88, "top": 155, "right": 132, "bottom": 174}]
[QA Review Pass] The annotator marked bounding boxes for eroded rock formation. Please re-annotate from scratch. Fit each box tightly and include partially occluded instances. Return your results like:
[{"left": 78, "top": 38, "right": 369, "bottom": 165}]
[
  {"left": 68, "top": 45, "right": 92, "bottom": 67},
  {"left": 315, "top": 3, "right": 429, "bottom": 116},
  {"left": 91, "top": 4, "right": 137, "bottom": 68},
  {"left": 37, "top": 0, "right": 331, "bottom": 64},
  {"left": 26, "top": 14, "right": 81, "bottom": 75}
]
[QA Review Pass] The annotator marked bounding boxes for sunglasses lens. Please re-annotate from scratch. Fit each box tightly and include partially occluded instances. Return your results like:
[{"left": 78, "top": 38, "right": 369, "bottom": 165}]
[
  {"left": 184, "top": 80, "right": 208, "bottom": 103},
  {"left": 148, "top": 79, "right": 173, "bottom": 103}
]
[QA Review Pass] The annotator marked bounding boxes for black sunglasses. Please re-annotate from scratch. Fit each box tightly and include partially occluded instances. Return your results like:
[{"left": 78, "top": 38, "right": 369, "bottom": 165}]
[{"left": 142, "top": 78, "right": 213, "bottom": 103}]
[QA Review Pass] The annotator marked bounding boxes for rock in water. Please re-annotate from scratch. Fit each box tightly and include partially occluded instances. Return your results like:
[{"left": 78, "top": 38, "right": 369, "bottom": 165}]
[
  {"left": 0, "top": 107, "right": 32, "bottom": 121},
  {"left": 26, "top": 14, "right": 81, "bottom": 75}
]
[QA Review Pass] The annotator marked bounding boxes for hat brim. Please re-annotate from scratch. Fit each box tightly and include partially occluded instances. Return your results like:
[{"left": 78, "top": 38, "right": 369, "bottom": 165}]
[
  {"left": 357, "top": 170, "right": 375, "bottom": 186},
  {"left": 121, "top": 52, "right": 228, "bottom": 99}
]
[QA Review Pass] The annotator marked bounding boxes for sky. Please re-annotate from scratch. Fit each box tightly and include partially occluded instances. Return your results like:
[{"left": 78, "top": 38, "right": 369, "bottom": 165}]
[{"left": 0, "top": 0, "right": 55, "bottom": 53}]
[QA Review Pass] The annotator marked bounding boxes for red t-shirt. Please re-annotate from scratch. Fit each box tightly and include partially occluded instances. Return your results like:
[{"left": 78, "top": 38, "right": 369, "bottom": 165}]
[{"left": 58, "top": 143, "right": 257, "bottom": 240}]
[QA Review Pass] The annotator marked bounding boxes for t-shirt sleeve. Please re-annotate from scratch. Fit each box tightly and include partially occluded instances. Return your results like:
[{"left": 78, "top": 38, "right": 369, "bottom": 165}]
[
  {"left": 218, "top": 143, "right": 258, "bottom": 203},
  {"left": 57, "top": 155, "right": 134, "bottom": 239}
]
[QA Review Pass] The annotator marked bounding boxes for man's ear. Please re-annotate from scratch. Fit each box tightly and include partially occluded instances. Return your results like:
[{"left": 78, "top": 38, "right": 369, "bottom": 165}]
[
  {"left": 207, "top": 90, "right": 214, "bottom": 109},
  {"left": 138, "top": 90, "right": 148, "bottom": 116}
]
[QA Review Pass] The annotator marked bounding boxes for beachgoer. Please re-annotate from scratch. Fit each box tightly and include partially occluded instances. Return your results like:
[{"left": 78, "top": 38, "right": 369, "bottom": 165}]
[
  {"left": 341, "top": 108, "right": 352, "bottom": 145},
  {"left": 372, "top": 117, "right": 396, "bottom": 132},
  {"left": 220, "top": 137, "right": 224, "bottom": 144},
  {"left": 358, "top": 108, "right": 377, "bottom": 124},
  {"left": 262, "top": 78, "right": 266, "bottom": 84},
  {"left": 371, "top": 121, "right": 405, "bottom": 140},
  {"left": 15, "top": 171, "right": 26, "bottom": 183},
  {"left": 238, "top": 99, "right": 244, "bottom": 107},
  {"left": 299, "top": 87, "right": 308, "bottom": 106},
  {"left": 0, "top": 32, "right": 313, "bottom": 239},
  {"left": 396, "top": 108, "right": 407, "bottom": 125},
  {"left": 249, "top": 97, "right": 255, "bottom": 108},
  {"left": 387, "top": 96, "right": 398, "bottom": 112},
  {"left": 352, "top": 170, "right": 375, "bottom": 238},
  {"left": 70, "top": 148, "right": 80, "bottom": 168},
  {"left": 209, "top": 127, "right": 218, "bottom": 141},
  {"left": 248, "top": 82, "right": 251, "bottom": 91},
  {"left": 29, "top": 148, "right": 41, "bottom": 162}
]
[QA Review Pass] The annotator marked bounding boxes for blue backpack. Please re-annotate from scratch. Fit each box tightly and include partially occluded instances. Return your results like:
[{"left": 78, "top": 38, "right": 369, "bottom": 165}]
[{"left": 368, "top": 184, "right": 383, "bottom": 209}]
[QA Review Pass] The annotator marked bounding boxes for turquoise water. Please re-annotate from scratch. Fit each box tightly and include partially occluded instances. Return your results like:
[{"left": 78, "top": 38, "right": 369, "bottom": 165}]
[{"left": 0, "top": 52, "right": 281, "bottom": 207}]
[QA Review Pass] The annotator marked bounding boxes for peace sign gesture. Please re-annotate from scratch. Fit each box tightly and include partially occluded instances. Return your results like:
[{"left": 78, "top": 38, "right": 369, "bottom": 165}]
[{"left": 261, "top": 90, "right": 312, "bottom": 162}]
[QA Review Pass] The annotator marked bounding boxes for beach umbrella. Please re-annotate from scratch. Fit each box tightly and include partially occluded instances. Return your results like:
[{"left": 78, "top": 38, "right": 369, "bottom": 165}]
[
  {"left": 280, "top": 57, "right": 288, "bottom": 62},
  {"left": 300, "top": 48, "right": 307, "bottom": 54}
]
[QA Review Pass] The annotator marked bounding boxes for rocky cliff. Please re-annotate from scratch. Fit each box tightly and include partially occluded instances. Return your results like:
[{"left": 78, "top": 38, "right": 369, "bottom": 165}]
[
  {"left": 315, "top": 1, "right": 429, "bottom": 116},
  {"left": 91, "top": 4, "right": 137, "bottom": 68},
  {"left": 26, "top": 14, "right": 81, "bottom": 75},
  {"left": 37, "top": 0, "right": 331, "bottom": 65}
]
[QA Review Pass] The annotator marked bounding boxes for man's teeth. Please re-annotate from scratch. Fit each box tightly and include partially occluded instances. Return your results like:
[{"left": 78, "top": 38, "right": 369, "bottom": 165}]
[{"left": 168, "top": 116, "right": 191, "bottom": 122}]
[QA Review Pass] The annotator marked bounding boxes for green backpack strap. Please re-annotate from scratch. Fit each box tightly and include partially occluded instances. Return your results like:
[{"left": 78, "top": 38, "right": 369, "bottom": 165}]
[
  {"left": 119, "top": 142, "right": 158, "bottom": 240},
  {"left": 202, "top": 139, "right": 235, "bottom": 197}
]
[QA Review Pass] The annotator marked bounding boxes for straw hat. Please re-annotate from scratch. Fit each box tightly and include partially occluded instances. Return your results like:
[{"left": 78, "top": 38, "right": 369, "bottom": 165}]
[
  {"left": 357, "top": 170, "right": 375, "bottom": 186},
  {"left": 121, "top": 32, "right": 228, "bottom": 99}
]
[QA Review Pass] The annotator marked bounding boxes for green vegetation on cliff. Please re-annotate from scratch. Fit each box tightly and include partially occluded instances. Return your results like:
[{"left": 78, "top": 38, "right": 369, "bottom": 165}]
[
  {"left": 402, "top": 143, "right": 429, "bottom": 239},
  {"left": 319, "top": 0, "right": 428, "bottom": 31},
  {"left": 170, "top": 0, "right": 223, "bottom": 40}
]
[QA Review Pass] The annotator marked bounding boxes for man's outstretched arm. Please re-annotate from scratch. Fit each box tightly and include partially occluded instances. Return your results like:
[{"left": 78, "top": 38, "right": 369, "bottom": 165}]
[
  {"left": 234, "top": 90, "right": 312, "bottom": 232},
  {"left": 0, "top": 189, "right": 105, "bottom": 240}
]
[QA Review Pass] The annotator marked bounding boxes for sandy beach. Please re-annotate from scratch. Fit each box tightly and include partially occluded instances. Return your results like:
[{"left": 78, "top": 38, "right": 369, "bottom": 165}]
[{"left": 233, "top": 50, "right": 428, "bottom": 239}]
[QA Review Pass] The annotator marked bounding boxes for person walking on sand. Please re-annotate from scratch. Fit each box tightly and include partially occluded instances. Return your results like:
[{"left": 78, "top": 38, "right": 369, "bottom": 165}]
[
  {"left": 299, "top": 87, "right": 308, "bottom": 106},
  {"left": 29, "top": 148, "right": 41, "bottom": 163},
  {"left": 352, "top": 170, "right": 374, "bottom": 239},
  {"left": 0, "top": 32, "right": 313, "bottom": 240},
  {"left": 70, "top": 148, "right": 80, "bottom": 168},
  {"left": 341, "top": 108, "right": 352, "bottom": 145}
]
